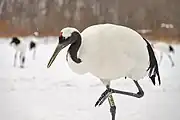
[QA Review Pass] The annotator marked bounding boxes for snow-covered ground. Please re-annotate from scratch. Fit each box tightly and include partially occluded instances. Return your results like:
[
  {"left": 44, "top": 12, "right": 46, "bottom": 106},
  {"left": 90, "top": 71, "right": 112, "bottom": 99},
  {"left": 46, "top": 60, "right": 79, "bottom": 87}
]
[{"left": 0, "top": 37, "right": 180, "bottom": 120}]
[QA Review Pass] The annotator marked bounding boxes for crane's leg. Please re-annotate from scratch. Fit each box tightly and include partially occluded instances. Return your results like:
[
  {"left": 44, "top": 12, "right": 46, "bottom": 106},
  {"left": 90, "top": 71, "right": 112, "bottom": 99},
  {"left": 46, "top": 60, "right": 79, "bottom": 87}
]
[
  {"left": 95, "top": 80, "right": 144, "bottom": 107},
  {"left": 96, "top": 83, "right": 116, "bottom": 120},
  {"left": 108, "top": 91, "right": 116, "bottom": 120},
  {"left": 167, "top": 54, "right": 174, "bottom": 67},
  {"left": 159, "top": 52, "right": 163, "bottom": 66},
  {"left": 13, "top": 52, "right": 17, "bottom": 67},
  {"left": 33, "top": 49, "right": 36, "bottom": 60},
  {"left": 20, "top": 52, "right": 25, "bottom": 68}
]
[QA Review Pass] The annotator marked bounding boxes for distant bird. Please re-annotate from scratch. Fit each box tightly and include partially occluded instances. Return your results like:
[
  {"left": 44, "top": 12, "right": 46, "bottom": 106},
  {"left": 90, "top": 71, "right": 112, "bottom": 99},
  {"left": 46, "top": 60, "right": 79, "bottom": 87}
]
[
  {"left": 29, "top": 32, "right": 39, "bottom": 60},
  {"left": 9, "top": 37, "right": 27, "bottom": 68},
  {"left": 47, "top": 24, "right": 161, "bottom": 120},
  {"left": 152, "top": 42, "right": 175, "bottom": 67}
]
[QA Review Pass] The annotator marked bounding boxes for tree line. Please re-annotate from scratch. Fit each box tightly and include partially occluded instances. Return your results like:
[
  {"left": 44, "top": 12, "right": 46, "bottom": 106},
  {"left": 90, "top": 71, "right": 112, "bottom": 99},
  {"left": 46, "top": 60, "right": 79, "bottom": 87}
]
[{"left": 0, "top": 0, "right": 179, "bottom": 40}]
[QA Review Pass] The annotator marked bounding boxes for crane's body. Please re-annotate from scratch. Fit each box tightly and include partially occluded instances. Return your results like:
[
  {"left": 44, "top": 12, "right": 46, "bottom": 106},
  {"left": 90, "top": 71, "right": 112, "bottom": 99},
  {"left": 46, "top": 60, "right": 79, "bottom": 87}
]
[
  {"left": 10, "top": 37, "right": 27, "bottom": 68},
  {"left": 152, "top": 42, "right": 175, "bottom": 67},
  {"left": 66, "top": 24, "right": 149, "bottom": 82},
  {"left": 47, "top": 23, "right": 161, "bottom": 120},
  {"left": 28, "top": 31, "right": 39, "bottom": 60}
]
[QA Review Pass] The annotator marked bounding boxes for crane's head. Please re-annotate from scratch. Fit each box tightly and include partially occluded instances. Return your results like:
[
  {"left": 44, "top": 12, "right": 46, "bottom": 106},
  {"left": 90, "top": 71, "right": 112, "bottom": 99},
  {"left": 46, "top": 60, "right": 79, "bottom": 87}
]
[
  {"left": 33, "top": 31, "right": 39, "bottom": 36},
  {"left": 47, "top": 27, "right": 81, "bottom": 68}
]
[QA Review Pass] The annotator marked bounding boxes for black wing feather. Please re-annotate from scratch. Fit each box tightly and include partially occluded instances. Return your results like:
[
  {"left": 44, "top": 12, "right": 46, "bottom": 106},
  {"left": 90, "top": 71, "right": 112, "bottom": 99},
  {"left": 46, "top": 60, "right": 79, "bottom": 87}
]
[{"left": 143, "top": 38, "right": 161, "bottom": 85}]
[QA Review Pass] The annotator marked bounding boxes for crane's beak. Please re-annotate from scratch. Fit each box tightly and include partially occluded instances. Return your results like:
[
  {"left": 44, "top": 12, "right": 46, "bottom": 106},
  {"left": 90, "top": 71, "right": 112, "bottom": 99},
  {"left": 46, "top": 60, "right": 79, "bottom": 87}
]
[
  {"left": 47, "top": 44, "right": 66, "bottom": 68},
  {"left": 47, "top": 35, "right": 75, "bottom": 68}
]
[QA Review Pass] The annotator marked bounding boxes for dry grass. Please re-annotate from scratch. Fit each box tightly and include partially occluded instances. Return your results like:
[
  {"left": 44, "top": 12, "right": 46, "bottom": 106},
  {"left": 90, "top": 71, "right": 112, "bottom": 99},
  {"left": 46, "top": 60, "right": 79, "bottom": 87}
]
[{"left": 0, "top": 20, "right": 179, "bottom": 44}]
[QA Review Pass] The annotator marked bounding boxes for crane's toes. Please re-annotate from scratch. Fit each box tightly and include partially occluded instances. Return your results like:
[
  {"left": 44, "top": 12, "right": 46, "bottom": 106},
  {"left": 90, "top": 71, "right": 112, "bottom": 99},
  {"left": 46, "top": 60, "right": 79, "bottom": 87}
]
[
  {"left": 95, "top": 88, "right": 111, "bottom": 107},
  {"left": 96, "top": 92, "right": 109, "bottom": 106}
]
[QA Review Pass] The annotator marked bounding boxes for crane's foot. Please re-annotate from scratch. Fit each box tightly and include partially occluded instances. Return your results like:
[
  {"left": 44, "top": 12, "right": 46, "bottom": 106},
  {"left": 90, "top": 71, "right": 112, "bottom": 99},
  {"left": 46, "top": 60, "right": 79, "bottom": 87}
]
[
  {"left": 95, "top": 80, "right": 144, "bottom": 120},
  {"left": 95, "top": 88, "right": 112, "bottom": 107},
  {"left": 95, "top": 81, "right": 144, "bottom": 107}
]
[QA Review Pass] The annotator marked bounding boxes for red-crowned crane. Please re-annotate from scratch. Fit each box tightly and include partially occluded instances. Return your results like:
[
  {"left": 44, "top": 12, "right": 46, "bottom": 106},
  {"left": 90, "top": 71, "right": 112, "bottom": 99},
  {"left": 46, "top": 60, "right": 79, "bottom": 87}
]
[
  {"left": 47, "top": 24, "right": 161, "bottom": 120},
  {"left": 29, "top": 32, "right": 39, "bottom": 60},
  {"left": 10, "top": 37, "right": 27, "bottom": 68},
  {"left": 9, "top": 33, "right": 38, "bottom": 68},
  {"left": 152, "top": 42, "right": 175, "bottom": 67}
]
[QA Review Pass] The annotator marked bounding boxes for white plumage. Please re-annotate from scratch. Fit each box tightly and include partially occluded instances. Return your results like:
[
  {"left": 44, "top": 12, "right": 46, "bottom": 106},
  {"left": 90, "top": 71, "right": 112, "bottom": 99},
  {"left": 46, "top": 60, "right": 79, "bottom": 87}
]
[
  {"left": 47, "top": 23, "right": 160, "bottom": 120},
  {"left": 9, "top": 35, "right": 38, "bottom": 68},
  {"left": 29, "top": 32, "right": 39, "bottom": 60},
  {"left": 10, "top": 37, "right": 27, "bottom": 52},
  {"left": 152, "top": 42, "right": 175, "bottom": 67},
  {"left": 10, "top": 37, "right": 27, "bottom": 68},
  {"left": 66, "top": 24, "right": 149, "bottom": 81}
]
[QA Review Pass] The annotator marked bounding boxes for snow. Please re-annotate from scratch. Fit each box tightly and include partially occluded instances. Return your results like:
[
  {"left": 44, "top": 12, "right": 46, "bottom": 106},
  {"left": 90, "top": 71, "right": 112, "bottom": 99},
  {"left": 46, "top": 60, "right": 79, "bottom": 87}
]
[{"left": 0, "top": 37, "right": 180, "bottom": 120}]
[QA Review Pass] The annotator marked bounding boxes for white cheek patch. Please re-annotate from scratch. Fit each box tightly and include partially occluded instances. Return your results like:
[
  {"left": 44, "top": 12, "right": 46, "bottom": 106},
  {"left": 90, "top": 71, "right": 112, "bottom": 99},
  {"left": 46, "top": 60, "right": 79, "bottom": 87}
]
[
  {"left": 62, "top": 31, "right": 72, "bottom": 39},
  {"left": 61, "top": 27, "right": 80, "bottom": 39}
]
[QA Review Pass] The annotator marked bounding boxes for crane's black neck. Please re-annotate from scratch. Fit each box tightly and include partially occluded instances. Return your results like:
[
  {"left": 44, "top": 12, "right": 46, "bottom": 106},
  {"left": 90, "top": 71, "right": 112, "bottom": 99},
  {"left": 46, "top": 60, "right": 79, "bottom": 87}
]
[{"left": 67, "top": 32, "right": 82, "bottom": 63}]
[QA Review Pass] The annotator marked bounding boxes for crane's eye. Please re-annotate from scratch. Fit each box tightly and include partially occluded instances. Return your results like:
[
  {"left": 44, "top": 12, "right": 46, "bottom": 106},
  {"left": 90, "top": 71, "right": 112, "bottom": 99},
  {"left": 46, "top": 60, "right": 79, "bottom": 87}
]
[
  {"left": 60, "top": 31, "right": 63, "bottom": 36},
  {"left": 59, "top": 32, "right": 63, "bottom": 39},
  {"left": 58, "top": 33, "right": 66, "bottom": 43}
]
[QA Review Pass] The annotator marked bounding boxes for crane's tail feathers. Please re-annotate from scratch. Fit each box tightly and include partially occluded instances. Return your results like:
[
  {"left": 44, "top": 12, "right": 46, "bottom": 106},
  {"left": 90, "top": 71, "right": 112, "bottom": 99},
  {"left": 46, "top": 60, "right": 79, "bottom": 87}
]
[
  {"left": 29, "top": 41, "right": 36, "bottom": 50},
  {"left": 169, "top": 45, "right": 175, "bottom": 54},
  {"left": 143, "top": 38, "right": 161, "bottom": 85}
]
